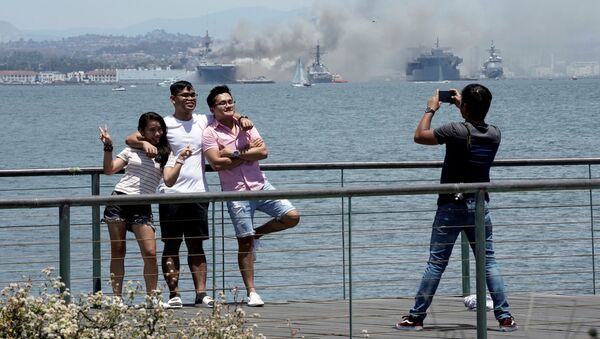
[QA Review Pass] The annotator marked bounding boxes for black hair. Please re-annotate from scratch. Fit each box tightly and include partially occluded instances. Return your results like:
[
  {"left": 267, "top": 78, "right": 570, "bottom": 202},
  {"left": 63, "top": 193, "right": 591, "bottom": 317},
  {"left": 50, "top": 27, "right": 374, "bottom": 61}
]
[
  {"left": 461, "top": 83, "right": 492, "bottom": 121},
  {"left": 206, "top": 85, "right": 232, "bottom": 108},
  {"left": 137, "top": 112, "right": 171, "bottom": 168},
  {"left": 169, "top": 80, "right": 194, "bottom": 96}
]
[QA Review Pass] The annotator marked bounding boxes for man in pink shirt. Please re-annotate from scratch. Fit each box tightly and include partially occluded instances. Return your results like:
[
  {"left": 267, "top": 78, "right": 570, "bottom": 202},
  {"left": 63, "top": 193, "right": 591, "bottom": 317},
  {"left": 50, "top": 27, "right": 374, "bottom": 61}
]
[{"left": 202, "top": 85, "right": 300, "bottom": 307}]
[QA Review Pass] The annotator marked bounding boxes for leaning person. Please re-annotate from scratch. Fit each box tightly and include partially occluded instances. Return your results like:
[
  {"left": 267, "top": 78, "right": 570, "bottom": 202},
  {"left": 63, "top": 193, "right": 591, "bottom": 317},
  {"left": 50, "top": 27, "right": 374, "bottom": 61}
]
[
  {"left": 100, "top": 112, "right": 189, "bottom": 298},
  {"left": 125, "top": 81, "right": 253, "bottom": 308},
  {"left": 202, "top": 85, "right": 300, "bottom": 307},
  {"left": 396, "top": 84, "right": 518, "bottom": 332}
]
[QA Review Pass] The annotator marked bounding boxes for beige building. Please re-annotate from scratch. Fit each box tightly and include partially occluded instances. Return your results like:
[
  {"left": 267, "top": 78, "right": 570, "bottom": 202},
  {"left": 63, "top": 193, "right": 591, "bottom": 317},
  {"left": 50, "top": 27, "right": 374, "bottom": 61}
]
[
  {"left": 86, "top": 69, "right": 117, "bottom": 83},
  {"left": 0, "top": 70, "right": 38, "bottom": 84}
]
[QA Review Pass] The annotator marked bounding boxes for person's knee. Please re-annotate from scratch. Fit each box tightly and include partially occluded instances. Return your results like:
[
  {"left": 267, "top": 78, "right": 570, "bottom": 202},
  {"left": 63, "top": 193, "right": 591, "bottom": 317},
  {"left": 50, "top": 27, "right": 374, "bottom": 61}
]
[
  {"left": 143, "top": 246, "right": 157, "bottom": 258},
  {"left": 162, "top": 239, "right": 182, "bottom": 255},
  {"left": 111, "top": 240, "right": 126, "bottom": 256},
  {"left": 237, "top": 237, "right": 253, "bottom": 251},
  {"left": 185, "top": 239, "right": 206, "bottom": 255},
  {"left": 282, "top": 209, "right": 300, "bottom": 228}
]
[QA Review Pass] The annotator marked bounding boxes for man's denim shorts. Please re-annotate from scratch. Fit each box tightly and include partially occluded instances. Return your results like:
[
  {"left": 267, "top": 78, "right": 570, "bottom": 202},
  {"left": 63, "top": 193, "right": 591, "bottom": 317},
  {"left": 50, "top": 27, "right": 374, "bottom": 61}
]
[{"left": 226, "top": 181, "right": 296, "bottom": 238}]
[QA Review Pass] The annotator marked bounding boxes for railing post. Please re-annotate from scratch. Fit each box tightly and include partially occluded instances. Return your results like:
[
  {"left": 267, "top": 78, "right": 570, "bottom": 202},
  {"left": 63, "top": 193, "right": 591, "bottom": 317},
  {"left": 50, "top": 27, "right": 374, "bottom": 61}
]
[
  {"left": 347, "top": 196, "right": 352, "bottom": 338},
  {"left": 461, "top": 230, "right": 471, "bottom": 296},
  {"left": 220, "top": 201, "right": 226, "bottom": 293},
  {"left": 59, "top": 203, "right": 71, "bottom": 302},
  {"left": 475, "top": 189, "right": 487, "bottom": 339},
  {"left": 91, "top": 173, "right": 102, "bottom": 294},
  {"left": 589, "top": 165, "right": 596, "bottom": 294},
  {"left": 210, "top": 201, "right": 217, "bottom": 300},
  {"left": 341, "top": 168, "right": 346, "bottom": 300}
]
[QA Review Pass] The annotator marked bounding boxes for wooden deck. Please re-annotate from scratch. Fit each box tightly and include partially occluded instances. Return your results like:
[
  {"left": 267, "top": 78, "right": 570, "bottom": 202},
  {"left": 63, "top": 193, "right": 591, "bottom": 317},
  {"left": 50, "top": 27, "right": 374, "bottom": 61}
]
[{"left": 173, "top": 294, "right": 600, "bottom": 338}]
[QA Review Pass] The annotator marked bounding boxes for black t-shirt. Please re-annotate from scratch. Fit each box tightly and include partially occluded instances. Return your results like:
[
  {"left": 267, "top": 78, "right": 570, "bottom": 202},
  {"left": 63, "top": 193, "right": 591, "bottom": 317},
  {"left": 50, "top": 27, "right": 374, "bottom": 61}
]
[{"left": 434, "top": 121, "right": 501, "bottom": 205}]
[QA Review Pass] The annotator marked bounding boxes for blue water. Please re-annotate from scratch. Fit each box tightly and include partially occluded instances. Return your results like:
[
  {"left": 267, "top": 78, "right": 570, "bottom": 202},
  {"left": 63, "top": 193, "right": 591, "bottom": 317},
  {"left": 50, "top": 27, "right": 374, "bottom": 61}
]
[{"left": 1, "top": 79, "right": 599, "bottom": 303}]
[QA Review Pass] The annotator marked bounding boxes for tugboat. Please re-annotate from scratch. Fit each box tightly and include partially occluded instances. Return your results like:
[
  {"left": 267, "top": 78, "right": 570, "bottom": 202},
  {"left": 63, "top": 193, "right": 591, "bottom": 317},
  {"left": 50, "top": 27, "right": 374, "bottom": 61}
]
[
  {"left": 481, "top": 41, "right": 503, "bottom": 79},
  {"left": 406, "top": 38, "right": 463, "bottom": 81},
  {"left": 196, "top": 31, "right": 237, "bottom": 84},
  {"left": 307, "top": 43, "right": 333, "bottom": 83}
]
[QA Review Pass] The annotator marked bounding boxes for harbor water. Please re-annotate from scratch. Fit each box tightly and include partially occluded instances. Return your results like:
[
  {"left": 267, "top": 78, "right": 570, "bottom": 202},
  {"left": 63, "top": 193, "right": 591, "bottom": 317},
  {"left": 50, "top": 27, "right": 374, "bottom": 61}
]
[{"left": 1, "top": 79, "right": 599, "bottom": 302}]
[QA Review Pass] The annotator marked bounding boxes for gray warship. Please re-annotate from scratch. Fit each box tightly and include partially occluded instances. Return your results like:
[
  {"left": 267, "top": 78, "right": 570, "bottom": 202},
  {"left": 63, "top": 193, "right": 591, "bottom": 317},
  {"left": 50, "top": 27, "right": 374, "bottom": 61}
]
[
  {"left": 406, "top": 38, "right": 462, "bottom": 81},
  {"left": 196, "top": 31, "right": 237, "bottom": 84},
  {"left": 481, "top": 41, "right": 503, "bottom": 79},
  {"left": 307, "top": 43, "right": 333, "bottom": 83}
]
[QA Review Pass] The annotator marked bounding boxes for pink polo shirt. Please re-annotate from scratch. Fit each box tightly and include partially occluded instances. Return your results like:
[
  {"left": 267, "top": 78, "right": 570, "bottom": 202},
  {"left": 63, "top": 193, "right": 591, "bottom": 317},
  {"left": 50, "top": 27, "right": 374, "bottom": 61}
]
[{"left": 202, "top": 119, "right": 266, "bottom": 192}]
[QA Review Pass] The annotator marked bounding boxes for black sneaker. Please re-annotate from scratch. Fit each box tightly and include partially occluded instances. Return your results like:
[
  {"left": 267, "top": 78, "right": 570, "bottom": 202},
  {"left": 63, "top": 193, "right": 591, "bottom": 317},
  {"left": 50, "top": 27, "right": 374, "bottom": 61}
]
[
  {"left": 499, "top": 317, "right": 518, "bottom": 332},
  {"left": 395, "top": 315, "right": 424, "bottom": 331}
]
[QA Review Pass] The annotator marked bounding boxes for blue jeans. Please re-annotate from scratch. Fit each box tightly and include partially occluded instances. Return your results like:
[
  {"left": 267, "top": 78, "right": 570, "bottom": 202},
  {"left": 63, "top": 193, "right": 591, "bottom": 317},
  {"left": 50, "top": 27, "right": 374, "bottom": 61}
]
[{"left": 409, "top": 199, "right": 512, "bottom": 321}]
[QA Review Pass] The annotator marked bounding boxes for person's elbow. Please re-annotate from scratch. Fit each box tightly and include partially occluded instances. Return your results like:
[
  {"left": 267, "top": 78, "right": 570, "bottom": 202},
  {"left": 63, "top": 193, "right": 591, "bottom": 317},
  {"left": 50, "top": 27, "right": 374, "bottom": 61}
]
[
  {"left": 164, "top": 177, "right": 175, "bottom": 187},
  {"left": 414, "top": 131, "right": 437, "bottom": 145}
]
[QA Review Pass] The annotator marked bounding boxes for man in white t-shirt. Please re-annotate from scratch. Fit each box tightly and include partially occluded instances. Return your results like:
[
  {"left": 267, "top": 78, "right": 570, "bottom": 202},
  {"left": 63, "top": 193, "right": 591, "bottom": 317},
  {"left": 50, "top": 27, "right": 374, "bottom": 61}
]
[{"left": 126, "top": 81, "right": 253, "bottom": 308}]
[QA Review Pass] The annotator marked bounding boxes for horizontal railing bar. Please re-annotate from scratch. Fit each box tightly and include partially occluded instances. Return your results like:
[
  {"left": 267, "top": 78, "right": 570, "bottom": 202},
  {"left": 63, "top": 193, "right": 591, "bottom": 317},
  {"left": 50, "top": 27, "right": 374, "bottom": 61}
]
[
  {"left": 1, "top": 179, "right": 600, "bottom": 209},
  {"left": 1, "top": 157, "right": 600, "bottom": 177}
]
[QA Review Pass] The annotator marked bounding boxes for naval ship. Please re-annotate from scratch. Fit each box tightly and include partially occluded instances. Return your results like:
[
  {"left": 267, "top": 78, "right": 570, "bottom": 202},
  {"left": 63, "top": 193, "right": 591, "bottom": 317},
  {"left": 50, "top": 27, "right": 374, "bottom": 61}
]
[
  {"left": 481, "top": 41, "right": 503, "bottom": 79},
  {"left": 406, "top": 38, "right": 463, "bottom": 81},
  {"left": 196, "top": 31, "right": 237, "bottom": 84},
  {"left": 307, "top": 43, "right": 333, "bottom": 83}
]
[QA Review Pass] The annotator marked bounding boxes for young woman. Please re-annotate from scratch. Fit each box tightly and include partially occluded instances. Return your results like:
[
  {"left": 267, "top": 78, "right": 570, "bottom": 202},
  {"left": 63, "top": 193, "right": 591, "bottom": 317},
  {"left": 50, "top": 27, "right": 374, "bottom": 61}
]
[{"left": 99, "top": 112, "right": 190, "bottom": 297}]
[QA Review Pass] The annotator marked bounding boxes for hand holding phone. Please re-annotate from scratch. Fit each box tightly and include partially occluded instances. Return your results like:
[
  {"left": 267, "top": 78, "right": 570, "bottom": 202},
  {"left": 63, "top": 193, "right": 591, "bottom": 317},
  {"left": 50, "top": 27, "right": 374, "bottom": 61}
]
[{"left": 438, "top": 90, "right": 454, "bottom": 103}]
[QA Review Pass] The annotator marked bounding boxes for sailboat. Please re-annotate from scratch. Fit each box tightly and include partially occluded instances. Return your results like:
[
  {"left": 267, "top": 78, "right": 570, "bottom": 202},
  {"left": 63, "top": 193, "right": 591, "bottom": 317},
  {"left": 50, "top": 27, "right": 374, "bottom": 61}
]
[{"left": 291, "top": 59, "right": 312, "bottom": 87}]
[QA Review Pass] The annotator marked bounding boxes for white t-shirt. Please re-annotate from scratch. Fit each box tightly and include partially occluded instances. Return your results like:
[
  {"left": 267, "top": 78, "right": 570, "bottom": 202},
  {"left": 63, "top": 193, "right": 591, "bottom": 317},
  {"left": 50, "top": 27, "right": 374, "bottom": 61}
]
[
  {"left": 114, "top": 147, "right": 162, "bottom": 195},
  {"left": 158, "top": 113, "right": 213, "bottom": 194}
]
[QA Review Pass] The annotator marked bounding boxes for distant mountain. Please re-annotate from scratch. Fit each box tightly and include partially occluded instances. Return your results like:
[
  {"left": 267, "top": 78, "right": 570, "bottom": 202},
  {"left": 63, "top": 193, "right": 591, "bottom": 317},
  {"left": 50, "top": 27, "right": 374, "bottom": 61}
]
[
  {"left": 18, "top": 7, "right": 309, "bottom": 41},
  {"left": 0, "top": 21, "right": 23, "bottom": 42}
]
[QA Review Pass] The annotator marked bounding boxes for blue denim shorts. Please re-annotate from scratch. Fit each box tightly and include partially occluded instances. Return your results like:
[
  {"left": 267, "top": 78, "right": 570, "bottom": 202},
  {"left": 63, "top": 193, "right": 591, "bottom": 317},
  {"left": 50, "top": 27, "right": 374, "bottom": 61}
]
[
  {"left": 226, "top": 181, "right": 296, "bottom": 238},
  {"left": 103, "top": 191, "right": 154, "bottom": 232}
]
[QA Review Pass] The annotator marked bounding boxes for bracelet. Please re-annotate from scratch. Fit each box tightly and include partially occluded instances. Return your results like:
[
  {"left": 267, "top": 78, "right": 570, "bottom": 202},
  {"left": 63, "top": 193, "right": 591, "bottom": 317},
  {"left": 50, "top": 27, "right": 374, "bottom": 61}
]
[
  {"left": 175, "top": 158, "right": 185, "bottom": 165},
  {"left": 103, "top": 144, "right": 113, "bottom": 152},
  {"left": 239, "top": 115, "right": 249, "bottom": 120}
]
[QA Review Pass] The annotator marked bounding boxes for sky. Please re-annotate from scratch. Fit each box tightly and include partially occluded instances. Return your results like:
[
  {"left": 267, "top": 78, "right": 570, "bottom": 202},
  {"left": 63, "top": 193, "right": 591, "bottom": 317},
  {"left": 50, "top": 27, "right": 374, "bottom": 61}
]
[
  {"left": 1, "top": 0, "right": 599, "bottom": 81},
  {"left": 0, "top": 0, "right": 309, "bottom": 30}
]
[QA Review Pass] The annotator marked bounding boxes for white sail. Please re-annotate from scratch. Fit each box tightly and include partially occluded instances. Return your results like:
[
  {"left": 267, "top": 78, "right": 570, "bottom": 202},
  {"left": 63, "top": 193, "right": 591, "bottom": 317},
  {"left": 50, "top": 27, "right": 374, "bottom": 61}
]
[{"left": 291, "top": 59, "right": 311, "bottom": 87}]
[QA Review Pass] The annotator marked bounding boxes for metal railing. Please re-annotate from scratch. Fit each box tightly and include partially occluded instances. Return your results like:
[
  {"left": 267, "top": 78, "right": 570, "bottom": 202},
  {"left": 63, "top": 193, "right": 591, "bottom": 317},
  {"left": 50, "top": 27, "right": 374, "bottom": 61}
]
[{"left": 1, "top": 158, "right": 599, "bottom": 339}]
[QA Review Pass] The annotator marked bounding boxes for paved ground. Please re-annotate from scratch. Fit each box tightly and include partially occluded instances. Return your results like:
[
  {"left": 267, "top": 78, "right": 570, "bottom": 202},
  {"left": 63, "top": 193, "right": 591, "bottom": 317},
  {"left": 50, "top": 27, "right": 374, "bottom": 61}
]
[{"left": 173, "top": 294, "right": 600, "bottom": 338}]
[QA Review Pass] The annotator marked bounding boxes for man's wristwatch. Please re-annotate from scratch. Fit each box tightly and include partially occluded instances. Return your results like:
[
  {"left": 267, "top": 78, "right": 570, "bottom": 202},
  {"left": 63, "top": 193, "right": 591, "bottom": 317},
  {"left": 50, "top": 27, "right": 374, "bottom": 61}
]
[
  {"left": 231, "top": 150, "right": 240, "bottom": 158},
  {"left": 424, "top": 106, "right": 436, "bottom": 114}
]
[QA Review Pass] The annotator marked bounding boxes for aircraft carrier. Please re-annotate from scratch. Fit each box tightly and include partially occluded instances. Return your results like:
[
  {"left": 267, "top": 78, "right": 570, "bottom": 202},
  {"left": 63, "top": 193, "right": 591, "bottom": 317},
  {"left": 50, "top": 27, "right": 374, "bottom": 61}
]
[
  {"left": 196, "top": 31, "right": 237, "bottom": 84},
  {"left": 406, "top": 38, "right": 463, "bottom": 81}
]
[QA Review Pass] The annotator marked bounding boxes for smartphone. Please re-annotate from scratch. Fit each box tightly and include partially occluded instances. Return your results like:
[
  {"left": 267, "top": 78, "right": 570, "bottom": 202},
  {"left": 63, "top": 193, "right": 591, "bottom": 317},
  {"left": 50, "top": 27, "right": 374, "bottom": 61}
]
[{"left": 439, "top": 90, "right": 454, "bottom": 103}]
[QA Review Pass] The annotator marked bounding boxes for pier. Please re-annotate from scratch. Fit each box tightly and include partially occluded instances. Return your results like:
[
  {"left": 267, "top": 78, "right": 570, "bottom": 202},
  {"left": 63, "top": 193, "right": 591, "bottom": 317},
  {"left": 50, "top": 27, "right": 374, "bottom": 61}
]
[
  {"left": 1, "top": 159, "right": 599, "bottom": 338},
  {"left": 171, "top": 294, "right": 600, "bottom": 338}
]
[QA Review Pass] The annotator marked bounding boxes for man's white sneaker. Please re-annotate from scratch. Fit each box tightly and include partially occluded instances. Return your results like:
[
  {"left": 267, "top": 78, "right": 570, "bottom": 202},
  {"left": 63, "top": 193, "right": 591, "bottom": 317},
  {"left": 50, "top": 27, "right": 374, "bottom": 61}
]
[
  {"left": 195, "top": 294, "right": 214, "bottom": 308},
  {"left": 164, "top": 296, "right": 183, "bottom": 309},
  {"left": 247, "top": 292, "right": 264, "bottom": 307}
]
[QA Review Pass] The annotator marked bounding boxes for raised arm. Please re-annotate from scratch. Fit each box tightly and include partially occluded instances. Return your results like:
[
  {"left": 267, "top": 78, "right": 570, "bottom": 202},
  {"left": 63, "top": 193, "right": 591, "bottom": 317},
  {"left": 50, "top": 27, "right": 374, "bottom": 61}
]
[
  {"left": 125, "top": 131, "right": 158, "bottom": 158},
  {"left": 100, "top": 126, "right": 126, "bottom": 175},
  {"left": 414, "top": 91, "right": 441, "bottom": 145}
]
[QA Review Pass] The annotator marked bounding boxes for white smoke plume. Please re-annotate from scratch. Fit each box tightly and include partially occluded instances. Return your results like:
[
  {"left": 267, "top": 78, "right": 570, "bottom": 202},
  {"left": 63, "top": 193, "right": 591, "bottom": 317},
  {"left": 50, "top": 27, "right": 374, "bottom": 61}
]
[{"left": 209, "top": 0, "right": 600, "bottom": 81}]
